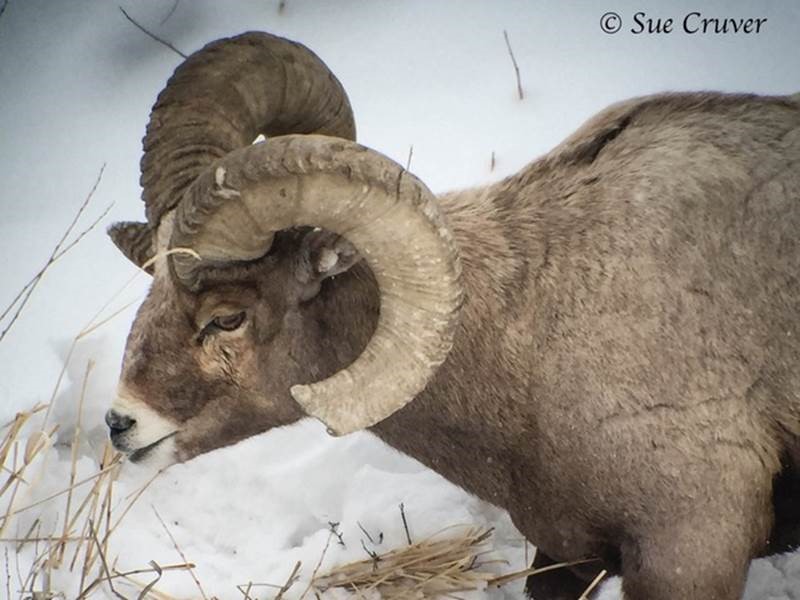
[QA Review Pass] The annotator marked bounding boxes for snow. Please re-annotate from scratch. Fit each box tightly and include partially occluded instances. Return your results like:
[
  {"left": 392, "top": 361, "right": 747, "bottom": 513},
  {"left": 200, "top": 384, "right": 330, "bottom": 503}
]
[{"left": 0, "top": 1, "right": 798, "bottom": 598}]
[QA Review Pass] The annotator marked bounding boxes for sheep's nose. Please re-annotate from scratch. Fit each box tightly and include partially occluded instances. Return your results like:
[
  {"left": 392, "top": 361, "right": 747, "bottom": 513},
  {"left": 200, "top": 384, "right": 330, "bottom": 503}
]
[{"left": 105, "top": 409, "right": 135, "bottom": 434}]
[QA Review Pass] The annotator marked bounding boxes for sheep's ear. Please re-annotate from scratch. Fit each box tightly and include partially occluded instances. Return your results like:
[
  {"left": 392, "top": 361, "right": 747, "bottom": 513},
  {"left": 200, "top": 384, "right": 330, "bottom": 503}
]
[
  {"left": 108, "top": 221, "right": 155, "bottom": 274},
  {"left": 294, "top": 229, "right": 360, "bottom": 300}
]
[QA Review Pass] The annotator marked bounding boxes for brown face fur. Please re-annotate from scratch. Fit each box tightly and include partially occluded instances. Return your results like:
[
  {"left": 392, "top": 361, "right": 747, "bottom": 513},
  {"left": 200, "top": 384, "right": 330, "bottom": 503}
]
[{"left": 113, "top": 229, "right": 378, "bottom": 463}]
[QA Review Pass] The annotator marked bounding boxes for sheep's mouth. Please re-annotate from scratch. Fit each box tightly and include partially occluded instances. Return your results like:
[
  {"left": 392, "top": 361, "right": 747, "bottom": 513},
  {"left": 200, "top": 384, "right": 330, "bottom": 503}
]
[{"left": 128, "top": 432, "right": 177, "bottom": 463}]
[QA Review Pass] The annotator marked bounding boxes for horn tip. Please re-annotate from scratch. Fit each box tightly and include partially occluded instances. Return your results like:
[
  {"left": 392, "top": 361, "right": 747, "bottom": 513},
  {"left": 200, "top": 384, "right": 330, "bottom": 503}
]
[{"left": 290, "top": 384, "right": 353, "bottom": 436}]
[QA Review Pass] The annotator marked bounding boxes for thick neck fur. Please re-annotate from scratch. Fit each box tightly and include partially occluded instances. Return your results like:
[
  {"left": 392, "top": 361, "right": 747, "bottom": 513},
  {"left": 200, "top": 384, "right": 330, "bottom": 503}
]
[{"left": 370, "top": 174, "right": 553, "bottom": 511}]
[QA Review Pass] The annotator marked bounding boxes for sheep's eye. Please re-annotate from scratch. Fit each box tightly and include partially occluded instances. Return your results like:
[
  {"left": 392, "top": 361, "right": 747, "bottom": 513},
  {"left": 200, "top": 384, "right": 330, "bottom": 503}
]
[
  {"left": 211, "top": 312, "right": 246, "bottom": 332},
  {"left": 197, "top": 311, "right": 247, "bottom": 343}
]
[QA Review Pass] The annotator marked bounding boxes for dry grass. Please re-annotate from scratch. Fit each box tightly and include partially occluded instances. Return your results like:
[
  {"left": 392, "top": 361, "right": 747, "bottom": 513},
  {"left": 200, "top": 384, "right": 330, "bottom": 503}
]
[
  {"left": 311, "top": 526, "right": 497, "bottom": 598},
  {"left": 0, "top": 385, "right": 197, "bottom": 599},
  {"left": 300, "top": 525, "right": 603, "bottom": 600},
  {"left": 0, "top": 180, "right": 198, "bottom": 598}
]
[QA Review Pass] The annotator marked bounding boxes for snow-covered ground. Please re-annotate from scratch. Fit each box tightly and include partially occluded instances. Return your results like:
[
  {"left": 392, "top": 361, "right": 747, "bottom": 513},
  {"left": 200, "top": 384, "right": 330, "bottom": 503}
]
[{"left": 1, "top": 1, "right": 799, "bottom": 598}]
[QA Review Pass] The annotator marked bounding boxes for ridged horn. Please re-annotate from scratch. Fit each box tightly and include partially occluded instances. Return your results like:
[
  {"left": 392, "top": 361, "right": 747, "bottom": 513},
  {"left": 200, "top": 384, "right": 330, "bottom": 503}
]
[
  {"left": 110, "top": 31, "right": 354, "bottom": 269},
  {"left": 141, "top": 31, "right": 355, "bottom": 226},
  {"left": 170, "top": 135, "right": 463, "bottom": 435}
]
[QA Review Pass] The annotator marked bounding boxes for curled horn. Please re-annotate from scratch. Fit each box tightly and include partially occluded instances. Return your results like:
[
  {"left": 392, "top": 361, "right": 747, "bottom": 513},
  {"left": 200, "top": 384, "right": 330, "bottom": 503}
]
[
  {"left": 171, "top": 135, "right": 463, "bottom": 435},
  {"left": 109, "top": 31, "right": 355, "bottom": 264}
]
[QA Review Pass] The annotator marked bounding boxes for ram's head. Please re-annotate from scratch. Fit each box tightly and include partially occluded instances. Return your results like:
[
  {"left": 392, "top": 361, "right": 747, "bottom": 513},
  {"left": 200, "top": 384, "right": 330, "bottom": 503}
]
[{"left": 105, "top": 32, "right": 462, "bottom": 466}]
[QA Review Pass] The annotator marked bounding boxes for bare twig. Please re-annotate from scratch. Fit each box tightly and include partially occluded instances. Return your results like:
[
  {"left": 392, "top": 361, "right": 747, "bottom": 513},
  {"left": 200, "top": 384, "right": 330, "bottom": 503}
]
[
  {"left": 399, "top": 502, "right": 412, "bottom": 545},
  {"left": 0, "top": 444, "right": 23, "bottom": 539},
  {"left": 3, "top": 459, "right": 121, "bottom": 521},
  {"left": 114, "top": 562, "right": 193, "bottom": 579},
  {"left": 119, "top": 6, "right": 187, "bottom": 58},
  {"left": 238, "top": 581, "right": 255, "bottom": 599},
  {"left": 78, "top": 461, "right": 123, "bottom": 593},
  {"left": 490, "top": 151, "right": 496, "bottom": 172},
  {"left": 159, "top": 0, "right": 180, "bottom": 25},
  {"left": 52, "top": 202, "right": 114, "bottom": 264},
  {"left": 87, "top": 519, "right": 126, "bottom": 599},
  {"left": 298, "top": 530, "right": 335, "bottom": 600},
  {"left": 77, "top": 298, "right": 141, "bottom": 341},
  {"left": 405, "top": 145, "right": 414, "bottom": 171},
  {"left": 79, "top": 561, "right": 191, "bottom": 599},
  {"left": 328, "top": 521, "right": 345, "bottom": 547},
  {"left": 360, "top": 539, "right": 380, "bottom": 564},
  {"left": 357, "top": 521, "right": 380, "bottom": 545},
  {"left": 503, "top": 30, "right": 524, "bottom": 100},
  {"left": 1, "top": 164, "right": 105, "bottom": 323},
  {"left": 43, "top": 241, "right": 176, "bottom": 429},
  {"left": 236, "top": 581, "right": 284, "bottom": 596},
  {"left": 56, "top": 359, "right": 94, "bottom": 564},
  {"left": 578, "top": 568, "right": 607, "bottom": 599},
  {"left": 67, "top": 446, "right": 116, "bottom": 571},
  {"left": 4, "top": 547, "right": 10, "bottom": 600},
  {"left": 273, "top": 560, "right": 301, "bottom": 600},
  {"left": 0, "top": 164, "right": 108, "bottom": 343},
  {"left": 153, "top": 505, "right": 208, "bottom": 600},
  {"left": 487, "top": 557, "right": 599, "bottom": 587}
]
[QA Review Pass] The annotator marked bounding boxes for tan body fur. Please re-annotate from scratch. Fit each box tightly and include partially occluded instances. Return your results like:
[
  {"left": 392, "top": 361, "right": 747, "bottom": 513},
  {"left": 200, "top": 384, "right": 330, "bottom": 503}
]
[
  {"left": 111, "top": 83, "right": 800, "bottom": 598},
  {"left": 370, "top": 92, "right": 800, "bottom": 597}
]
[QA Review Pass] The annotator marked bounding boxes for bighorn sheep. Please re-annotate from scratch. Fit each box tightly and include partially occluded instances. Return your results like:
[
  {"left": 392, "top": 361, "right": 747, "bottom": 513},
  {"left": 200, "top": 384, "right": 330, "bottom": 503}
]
[{"left": 105, "top": 32, "right": 800, "bottom": 599}]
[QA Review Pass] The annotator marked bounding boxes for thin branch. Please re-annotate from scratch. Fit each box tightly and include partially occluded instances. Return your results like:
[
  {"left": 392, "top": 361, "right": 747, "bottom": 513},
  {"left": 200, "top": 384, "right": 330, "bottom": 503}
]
[
  {"left": 487, "top": 557, "right": 599, "bottom": 587},
  {"left": 327, "top": 521, "right": 345, "bottom": 547},
  {"left": 51, "top": 164, "right": 106, "bottom": 260},
  {"left": 115, "top": 562, "right": 193, "bottom": 579},
  {"left": 159, "top": 0, "right": 180, "bottom": 25},
  {"left": 578, "top": 569, "right": 607, "bottom": 599},
  {"left": 0, "top": 164, "right": 107, "bottom": 343},
  {"left": 360, "top": 539, "right": 379, "bottom": 562},
  {"left": 357, "top": 521, "right": 377, "bottom": 545},
  {"left": 77, "top": 298, "right": 141, "bottom": 341},
  {"left": 298, "top": 530, "right": 334, "bottom": 600},
  {"left": 2, "top": 459, "right": 121, "bottom": 522},
  {"left": 238, "top": 581, "right": 255, "bottom": 599},
  {"left": 119, "top": 6, "right": 187, "bottom": 58},
  {"left": 152, "top": 505, "right": 208, "bottom": 600},
  {"left": 503, "top": 30, "right": 524, "bottom": 100},
  {"left": 4, "top": 547, "right": 9, "bottom": 600},
  {"left": 405, "top": 145, "right": 414, "bottom": 171},
  {"left": 52, "top": 201, "right": 114, "bottom": 263},
  {"left": 399, "top": 502, "right": 412, "bottom": 545},
  {"left": 87, "top": 519, "right": 126, "bottom": 599},
  {"left": 273, "top": 560, "right": 301, "bottom": 600},
  {"left": 59, "top": 359, "right": 93, "bottom": 565},
  {"left": 79, "top": 561, "right": 191, "bottom": 599}
]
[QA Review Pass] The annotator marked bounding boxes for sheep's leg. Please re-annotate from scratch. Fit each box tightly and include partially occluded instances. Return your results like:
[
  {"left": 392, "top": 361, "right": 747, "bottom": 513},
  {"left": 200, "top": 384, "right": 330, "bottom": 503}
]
[
  {"left": 769, "top": 454, "right": 800, "bottom": 554},
  {"left": 620, "top": 520, "right": 759, "bottom": 600},
  {"left": 524, "top": 550, "right": 603, "bottom": 600}
]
